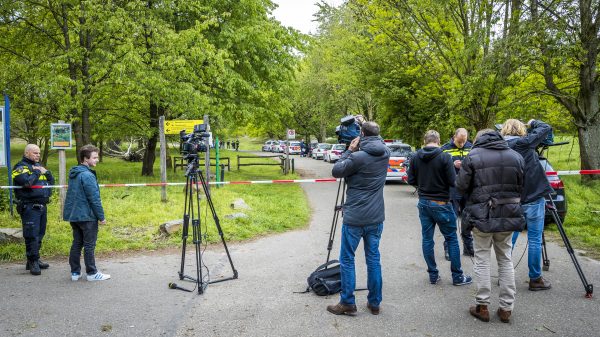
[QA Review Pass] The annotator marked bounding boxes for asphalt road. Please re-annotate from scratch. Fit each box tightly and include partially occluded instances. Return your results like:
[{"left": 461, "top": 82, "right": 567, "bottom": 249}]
[{"left": 1, "top": 154, "right": 599, "bottom": 337}]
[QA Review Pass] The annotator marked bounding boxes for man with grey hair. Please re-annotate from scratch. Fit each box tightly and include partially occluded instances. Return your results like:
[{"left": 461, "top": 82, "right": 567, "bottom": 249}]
[
  {"left": 327, "top": 121, "right": 390, "bottom": 316},
  {"left": 407, "top": 130, "right": 472, "bottom": 286},
  {"left": 441, "top": 128, "right": 474, "bottom": 258},
  {"left": 12, "top": 144, "right": 55, "bottom": 275}
]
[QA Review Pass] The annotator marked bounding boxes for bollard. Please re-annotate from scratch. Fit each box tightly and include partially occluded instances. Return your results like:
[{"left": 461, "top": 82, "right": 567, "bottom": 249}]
[
  {"left": 292, "top": 158, "right": 295, "bottom": 173},
  {"left": 220, "top": 164, "right": 225, "bottom": 188}
]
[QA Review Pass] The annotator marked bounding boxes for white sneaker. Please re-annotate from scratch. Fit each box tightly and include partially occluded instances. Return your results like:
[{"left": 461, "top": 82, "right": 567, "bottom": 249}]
[
  {"left": 87, "top": 272, "right": 111, "bottom": 281},
  {"left": 71, "top": 272, "right": 81, "bottom": 281}
]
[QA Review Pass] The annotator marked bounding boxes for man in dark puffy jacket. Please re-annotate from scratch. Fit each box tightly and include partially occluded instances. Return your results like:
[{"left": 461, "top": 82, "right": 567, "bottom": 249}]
[
  {"left": 501, "top": 119, "right": 554, "bottom": 291},
  {"left": 457, "top": 129, "right": 525, "bottom": 323},
  {"left": 407, "top": 130, "right": 472, "bottom": 287},
  {"left": 64, "top": 145, "right": 110, "bottom": 282},
  {"left": 12, "top": 144, "right": 55, "bottom": 275},
  {"left": 441, "top": 128, "right": 474, "bottom": 258},
  {"left": 326, "top": 122, "right": 390, "bottom": 316}
]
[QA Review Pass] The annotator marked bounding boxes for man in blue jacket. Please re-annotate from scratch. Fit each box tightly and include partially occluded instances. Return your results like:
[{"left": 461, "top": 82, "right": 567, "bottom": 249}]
[
  {"left": 63, "top": 145, "right": 110, "bottom": 282},
  {"left": 501, "top": 119, "right": 554, "bottom": 291},
  {"left": 12, "top": 144, "right": 55, "bottom": 275},
  {"left": 326, "top": 122, "right": 390, "bottom": 316}
]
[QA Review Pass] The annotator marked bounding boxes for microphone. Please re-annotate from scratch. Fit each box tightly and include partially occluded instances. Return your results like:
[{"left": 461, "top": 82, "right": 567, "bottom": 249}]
[{"left": 168, "top": 282, "right": 192, "bottom": 292}]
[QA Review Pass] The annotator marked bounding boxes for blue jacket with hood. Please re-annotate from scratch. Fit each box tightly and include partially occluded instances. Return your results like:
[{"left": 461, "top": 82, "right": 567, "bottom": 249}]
[{"left": 63, "top": 165, "right": 105, "bottom": 222}]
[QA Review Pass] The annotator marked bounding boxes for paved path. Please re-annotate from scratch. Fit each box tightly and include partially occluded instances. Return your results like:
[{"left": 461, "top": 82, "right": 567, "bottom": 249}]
[{"left": 1, "top": 154, "right": 599, "bottom": 337}]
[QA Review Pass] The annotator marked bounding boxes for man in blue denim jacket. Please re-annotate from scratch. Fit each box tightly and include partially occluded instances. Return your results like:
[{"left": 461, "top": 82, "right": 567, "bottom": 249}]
[
  {"left": 407, "top": 130, "right": 472, "bottom": 287},
  {"left": 326, "top": 122, "right": 390, "bottom": 316},
  {"left": 63, "top": 145, "right": 110, "bottom": 282}
]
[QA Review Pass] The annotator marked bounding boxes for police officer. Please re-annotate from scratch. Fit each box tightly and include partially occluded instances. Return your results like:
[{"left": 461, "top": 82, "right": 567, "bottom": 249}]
[
  {"left": 441, "top": 128, "right": 474, "bottom": 259},
  {"left": 12, "top": 144, "right": 55, "bottom": 275}
]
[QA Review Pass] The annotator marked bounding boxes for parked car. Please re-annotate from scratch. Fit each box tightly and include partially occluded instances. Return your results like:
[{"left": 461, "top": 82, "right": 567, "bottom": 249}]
[
  {"left": 540, "top": 157, "right": 567, "bottom": 225},
  {"left": 386, "top": 143, "right": 413, "bottom": 182},
  {"left": 262, "top": 140, "right": 275, "bottom": 151},
  {"left": 285, "top": 141, "right": 302, "bottom": 154},
  {"left": 271, "top": 140, "right": 286, "bottom": 153},
  {"left": 312, "top": 143, "right": 332, "bottom": 160},
  {"left": 324, "top": 144, "right": 346, "bottom": 162},
  {"left": 308, "top": 143, "right": 318, "bottom": 158}
]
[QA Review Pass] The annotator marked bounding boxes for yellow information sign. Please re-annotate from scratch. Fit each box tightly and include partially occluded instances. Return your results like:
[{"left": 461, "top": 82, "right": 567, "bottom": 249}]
[{"left": 164, "top": 120, "right": 203, "bottom": 135}]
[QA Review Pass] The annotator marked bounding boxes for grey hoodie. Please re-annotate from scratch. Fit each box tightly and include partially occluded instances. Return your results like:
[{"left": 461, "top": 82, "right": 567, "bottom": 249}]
[{"left": 332, "top": 136, "right": 391, "bottom": 226}]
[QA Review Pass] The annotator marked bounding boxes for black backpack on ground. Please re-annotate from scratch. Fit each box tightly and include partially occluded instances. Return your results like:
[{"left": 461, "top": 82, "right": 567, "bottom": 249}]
[{"left": 305, "top": 260, "right": 342, "bottom": 296}]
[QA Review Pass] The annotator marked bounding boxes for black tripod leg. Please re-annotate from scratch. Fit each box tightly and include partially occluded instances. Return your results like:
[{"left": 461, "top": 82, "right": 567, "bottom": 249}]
[
  {"left": 193, "top": 176, "right": 204, "bottom": 294},
  {"left": 548, "top": 198, "right": 593, "bottom": 297},
  {"left": 326, "top": 179, "right": 344, "bottom": 264},
  {"left": 197, "top": 171, "right": 238, "bottom": 282},
  {"left": 179, "top": 175, "right": 192, "bottom": 280},
  {"left": 542, "top": 231, "right": 550, "bottom": 271}
]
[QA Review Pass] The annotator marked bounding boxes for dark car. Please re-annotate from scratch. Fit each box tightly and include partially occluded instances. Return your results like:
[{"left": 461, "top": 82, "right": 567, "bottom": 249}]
[{"left": 539, "top": 157, "right": 567, "bottom": 225}]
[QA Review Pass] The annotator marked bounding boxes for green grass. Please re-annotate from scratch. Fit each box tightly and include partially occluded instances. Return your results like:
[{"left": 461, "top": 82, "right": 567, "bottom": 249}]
[
  {"left": 539, "top": 136, "right": 600, "bottom": 257},
  {"left": 0, "top": 142, "right": 309, "bottom": 261}
]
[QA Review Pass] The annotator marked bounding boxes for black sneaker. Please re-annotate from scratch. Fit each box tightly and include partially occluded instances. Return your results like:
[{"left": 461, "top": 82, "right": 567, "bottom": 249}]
[
  {"left": 27, "top": 260, "right": 41, "bottom": 276},
  {"left": 430, "top": 275, "right": 441, "bottom": 284}
]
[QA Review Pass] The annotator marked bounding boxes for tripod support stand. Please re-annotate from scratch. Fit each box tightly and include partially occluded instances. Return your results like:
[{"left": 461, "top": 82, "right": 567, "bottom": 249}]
[
  {"left": 176, "top": 161, "right": 238, "bottom": 294},
  {"left": 326, "top": 179, "right": 345, "bottom": 264},
  {"left": 541, "top": 195, "right": 593, "bottom": 298}
]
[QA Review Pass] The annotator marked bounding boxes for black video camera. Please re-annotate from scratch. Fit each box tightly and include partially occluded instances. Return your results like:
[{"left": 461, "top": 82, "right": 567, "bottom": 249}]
[
  {"left": 180, "top": 124, "right": 209, "bottom": 157},
  {"left": 336, "top": 115, "right": 364, "bottom": 145}
]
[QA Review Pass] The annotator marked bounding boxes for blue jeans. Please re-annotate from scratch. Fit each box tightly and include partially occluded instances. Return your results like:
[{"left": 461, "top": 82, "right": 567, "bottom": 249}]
[
  {"left": 417, "top": 199, "right": 464, "bottom": 283},
  {"left": 339, "top": 223, "right": 383, "bottom": 307},
  {"left": 512, "top": 197, "right": 545, "bottom": 279}
]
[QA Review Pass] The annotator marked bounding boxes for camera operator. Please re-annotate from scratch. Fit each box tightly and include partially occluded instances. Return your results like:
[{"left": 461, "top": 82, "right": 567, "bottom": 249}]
[
  {"left": 326, "top": 121, "right": 390, "bottom": 316},
  {"left": 501, "top": 119, "right": 554, "bottom": 291},
  {"left": 407, "top": 130, "right": 472, "bottom": 286}
]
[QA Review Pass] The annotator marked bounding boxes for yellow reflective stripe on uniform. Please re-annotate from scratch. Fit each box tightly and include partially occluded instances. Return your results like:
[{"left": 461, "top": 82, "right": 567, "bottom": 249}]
[
  {"left": 443, "top": 149, "right": 471, "bottom": 157},
  {"left": 11, "top": 166, "right": 32, "bottom": 179},
  {"left": 38, "top": 175, "right": 47, "bottom": 181}
]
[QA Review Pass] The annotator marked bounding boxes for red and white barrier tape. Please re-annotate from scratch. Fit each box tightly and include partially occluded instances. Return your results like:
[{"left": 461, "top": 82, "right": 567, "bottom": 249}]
[
  {"left": 546, "top": 170, "right": 600, "bottom": 176},
  {"left": 0, "top": 178, "right": 340, "bottom": 190}
]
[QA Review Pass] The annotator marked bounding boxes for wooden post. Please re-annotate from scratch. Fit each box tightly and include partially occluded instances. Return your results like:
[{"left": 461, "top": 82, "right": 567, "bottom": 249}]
[
  {"left": 159, "top": 116, "right": 167, "bottom": 202},
  {"left": 58, "top": 120, "right": 66, "bottom": 218},
  {"left": 203, "top": 114, "right": 210, "bottom": 194}
]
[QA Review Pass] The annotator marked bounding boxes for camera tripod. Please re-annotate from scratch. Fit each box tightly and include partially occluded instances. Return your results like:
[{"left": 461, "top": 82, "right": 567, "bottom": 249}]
[
  {"left": 175, "top": 159, "right": 238, "bottom": 294},
  {"left": 326, "top": 178, "right": 346, "bottom": 264},
  {"left": 536, "top": 142, "right": 593, "bottom": 298}
]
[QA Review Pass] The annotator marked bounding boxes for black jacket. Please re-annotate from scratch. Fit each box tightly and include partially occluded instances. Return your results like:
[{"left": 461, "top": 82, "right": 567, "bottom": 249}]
[
  {"left": 504, "top": 120, "right": 554, "bottom": 204},
  {"left": 332, "top": 136, "right": 390, "bottom": 226},
  {"left": 456, "top": 131, "right": 526, "bottom": 233},
  {"left": 12, "top": 156, "right": 55, "bottom": 204},
  {"left": 407, "top": 146, "right": 456, "bottom": 201}
]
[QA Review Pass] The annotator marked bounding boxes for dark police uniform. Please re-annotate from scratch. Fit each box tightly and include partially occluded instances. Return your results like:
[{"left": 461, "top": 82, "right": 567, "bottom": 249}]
[
  {"left": 12, "top": 156, "right": 54, "bottom": 268},
  {"left": 441, "top": 139, "right": 474, "bottom": 256}
]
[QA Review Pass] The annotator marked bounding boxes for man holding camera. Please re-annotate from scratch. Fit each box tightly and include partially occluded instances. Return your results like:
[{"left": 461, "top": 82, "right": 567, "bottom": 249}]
[
  {"left": 12, "top": 144, "right": 55, "bottom": 275},
  {"left": 407, "top": 130, "right": 472, "bottom": 286},
  {"left": 501, "top": 119, "right": 554, "bottom": 291},
  {"left": 327, "top": 121, "right": 390, "bottom": 316}
]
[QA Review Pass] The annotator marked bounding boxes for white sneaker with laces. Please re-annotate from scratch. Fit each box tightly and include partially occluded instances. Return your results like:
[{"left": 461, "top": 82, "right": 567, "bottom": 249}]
[
  {"left": 87, "top": 272, "right": 111, "bottom": 281},
  {"left": 71, "top": 273, "right": 81, "bottom": 281}
]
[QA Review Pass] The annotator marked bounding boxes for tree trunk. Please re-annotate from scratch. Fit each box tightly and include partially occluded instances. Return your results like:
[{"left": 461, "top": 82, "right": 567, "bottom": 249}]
[
  {"left": 578, "top": 123, "right": 600, "bottom": 182},
  {"left": 40, "top": 136, "right": 50, "bottom": 167},
  {"left": 141, "top": 101, "right": 163, "bottom": 176}
]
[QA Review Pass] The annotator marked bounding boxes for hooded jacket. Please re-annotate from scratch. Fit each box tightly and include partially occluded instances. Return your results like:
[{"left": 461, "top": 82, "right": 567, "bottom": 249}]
[
  {"left": 456, "top": 131, "right": 526, "bottom": 233},
  {"left": 407, "top": 146, "right": 456, "bottom": 201},
  {"left": 332, "top": 136, "right": 390, "bottom": 226},
  {"left": 63, "top": 165, "right": 105, "bottom": 222},
  {"left": 12, "top": 156, "right": 55, "bottom": 204},
  {"left": 504, "top": 120, "right": 554, "bottom": 204}
]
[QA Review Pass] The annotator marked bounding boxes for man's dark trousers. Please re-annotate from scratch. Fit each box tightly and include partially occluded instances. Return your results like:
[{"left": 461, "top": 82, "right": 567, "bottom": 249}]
[
  {"left": 20, "top": 203, "right": 47, "bottom": 262},
  {"left": 69, "top": 221, "right": 99, "bottom": 275}
]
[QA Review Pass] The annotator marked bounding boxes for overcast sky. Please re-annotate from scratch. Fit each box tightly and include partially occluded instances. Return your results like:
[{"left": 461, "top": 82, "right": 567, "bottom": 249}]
[{"left": 272, "top": 0, "right": 345, "bottom": 34}]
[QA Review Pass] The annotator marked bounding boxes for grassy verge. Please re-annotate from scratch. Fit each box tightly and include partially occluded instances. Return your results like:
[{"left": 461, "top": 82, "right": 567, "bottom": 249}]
[
  {"left": 0, "top": 143, "right": 308, "bottom": 261},
  {"left": 541, "top": 136, "right": 600, "bottom": 257}
]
